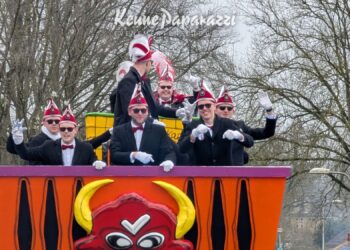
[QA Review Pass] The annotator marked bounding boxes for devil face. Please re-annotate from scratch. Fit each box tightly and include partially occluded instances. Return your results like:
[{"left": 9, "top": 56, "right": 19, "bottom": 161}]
[{"left": 75, "top": 193, "right": 193, "bottom": 250}]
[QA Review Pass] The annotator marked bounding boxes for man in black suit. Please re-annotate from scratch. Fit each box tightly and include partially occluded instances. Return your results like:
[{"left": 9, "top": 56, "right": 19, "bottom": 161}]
[
  {"left": 7, "top": 98, "right": 62, "bottom": 165},
  {"left": 178, "top": 82, "right": 254, "bottom": 166},
  {"left": 112, "top": 34, "right": 178, "bottom": 126},
  {"left": 215, "top": 88, "right": 277, "bottom": 164},
  {"left": 12, "top": 106, "right": 105, "bottom": 169},
  {"left": 7, "top": 98, "right": 112, "bottom": 165},
  {"left": 110, "top": 85, "right": 176, "bottom": 172}
]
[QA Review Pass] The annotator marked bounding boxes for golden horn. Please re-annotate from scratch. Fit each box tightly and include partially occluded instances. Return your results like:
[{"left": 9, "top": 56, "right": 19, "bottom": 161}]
[
  {"left": 153, "top": 181, "right": 196, "bottom": 239},
  {"left": 74, "top": 179, "right": 114, "bottom": 233}
]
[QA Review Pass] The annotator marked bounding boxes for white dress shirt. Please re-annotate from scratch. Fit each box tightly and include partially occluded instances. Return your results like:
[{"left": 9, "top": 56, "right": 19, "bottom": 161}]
[
  {"left": 61, "top": 139, "right": 76, "bottom": 166},
  {"left": 131, "top": 121, "right": 144, "bottom": 150}
]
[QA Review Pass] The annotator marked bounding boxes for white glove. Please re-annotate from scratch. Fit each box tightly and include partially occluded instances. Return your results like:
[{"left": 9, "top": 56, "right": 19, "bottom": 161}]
[
  {"left": 223, "top": 129, "right": 244, "bottom": 141},
  {"left": 134, "top": 152, "right": 154, "bottom": 164},
  {"left": 191, "top": 124, "right": 210, "bottom": 141},
  {"left": 182, "top": 99, "right": 196, "bottom": 123},
  {"left": 258, "top": 91, "right": 273, "bottom": 111},
  {"left": 93, "top": 160, "right": 107, "bottom": 170},
  {"left": 188, "top": 75, "right": 201, "bottom": 92},
  {"left": 153, "top": 119, "right": 165, "bottom": 127},
  {"left": 176, "top": 108, "right": 186, "bottom": 119},
  {"left": 11, "top": 119, "right": 27, "bottom": 145},
  {"left": 159, "top": 160, "right": 174, "bottom": 172}
]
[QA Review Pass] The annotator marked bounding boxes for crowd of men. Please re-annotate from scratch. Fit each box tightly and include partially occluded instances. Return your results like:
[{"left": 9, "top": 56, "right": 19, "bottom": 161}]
[{"left": 7, "top": 34, "right": 277, "bottom": 171}]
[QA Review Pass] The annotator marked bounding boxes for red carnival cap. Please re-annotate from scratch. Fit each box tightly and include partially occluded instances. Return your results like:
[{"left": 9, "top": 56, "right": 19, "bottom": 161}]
[
  {"left": 129, "top": 34, "right": 153, "bottom": 63},
  {"left": 196, "top": 80, "right": 216, "bottom": 103},
  {"left": 43, "top": 98, "right": 62, "bottom": 120},
  {"left": 59, "top": 105, "right": 77, "bottom": 126},
  {"left": 129, "top": 84, "right": 148, "bottom": 108},
  {"left": 216, "top": 86, "right": 234, "bottom": 107}
]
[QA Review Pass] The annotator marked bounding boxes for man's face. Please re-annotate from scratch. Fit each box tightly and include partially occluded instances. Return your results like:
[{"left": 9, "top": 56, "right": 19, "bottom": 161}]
[
  {"left": 157, "top": 81, "right": 173, "bottom": 101},
  {"left": 145, "top": 60, "right": 152, "bottom": 73},
  {"left": 128, "top": 104, "right": 149, "bottom": 125},
  {"left": 215, "top": 104, "right": 234, "bottom": 119},
  {"left": 43, "top": 116, "right": 60, "bottom": 134},
  {"left": 197, "top": 100, "right": 216, "bottom": 121},
  {"left": 59, "top": 122, "right": 78, "bottom": 144}
]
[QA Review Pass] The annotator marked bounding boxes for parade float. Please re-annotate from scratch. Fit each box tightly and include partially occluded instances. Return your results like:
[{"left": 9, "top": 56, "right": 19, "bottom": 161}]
[{"left": 0, "top": 114, "right": 291, "bottom": 250}]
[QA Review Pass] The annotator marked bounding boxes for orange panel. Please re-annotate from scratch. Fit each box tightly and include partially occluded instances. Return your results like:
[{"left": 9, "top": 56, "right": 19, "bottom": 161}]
[
  {"left": 221, "top": 178, "right": 240, "bottom": 250},
  {"left": 27, "top": 178, "right": 47, "bottom": 250},
  {"left": 192, "top": 178, "right": 214, "bottom": 250},
  {"left": 248, "top": 178, "right": 286, "bottom": 249},
  {"left": 54, "top": 178, "right": 78, "bottom": 250},
  {"left": 0, "top": 178, "right": 20, "bottom": 249}
]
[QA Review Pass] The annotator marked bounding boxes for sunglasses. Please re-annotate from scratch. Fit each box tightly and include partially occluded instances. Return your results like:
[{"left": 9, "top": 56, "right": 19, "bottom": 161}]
[
  {"left": 59, "top": 127, "right": 74, "bottom": 132},
  {"left": 47, "top": 119, "right": 60, "bottom": 124},
  {"left": 198, "top": 103, "right": 212, "bottom": 110},
  {"left": 132, "top": 108, "right": 148, "bottom": 114},
  {"left": 218, "top": 106, "right": 233, "bottom": 111},
  {"left": 159, "top": 86, "right": 172, "bottom": 90}
]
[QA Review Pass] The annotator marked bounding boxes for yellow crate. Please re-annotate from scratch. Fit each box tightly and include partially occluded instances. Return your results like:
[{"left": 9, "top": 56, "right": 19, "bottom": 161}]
[{"left": 85, "top": 113, "right": 114, "bottom": 160}]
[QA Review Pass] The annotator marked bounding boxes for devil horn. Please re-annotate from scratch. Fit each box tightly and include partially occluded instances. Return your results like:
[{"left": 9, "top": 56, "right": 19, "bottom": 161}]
[
  {"left": 74, "top": 179, "right": 114, "bottom": 233},
  {"left": 153, "top": 181, "right": 196, "bottom": 239}
]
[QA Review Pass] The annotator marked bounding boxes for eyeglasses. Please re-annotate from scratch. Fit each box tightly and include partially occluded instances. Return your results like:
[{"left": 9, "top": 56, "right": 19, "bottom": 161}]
[
  {"left": 159, "top": 86, "right": 172, "bottom": 90},
  {"left": 132, "top": 108, "right": 148, "bottom": 114},
  {"left": 60, "top": 127, "right": 74, "bottom": 132},
  {"left": 47, "top": 119, "right": 60, "bottom": 125},
  {"left": 218, "top": 106, "right": 233, "bottom": 111},
  {"left": 198, "top": 103, "right": 212, "bottom": 110}
]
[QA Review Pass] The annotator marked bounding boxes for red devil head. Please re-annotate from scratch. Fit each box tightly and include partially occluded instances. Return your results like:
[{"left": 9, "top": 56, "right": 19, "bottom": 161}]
[{"left": 74, "top": 180, "right": 195, "bottom": 250}]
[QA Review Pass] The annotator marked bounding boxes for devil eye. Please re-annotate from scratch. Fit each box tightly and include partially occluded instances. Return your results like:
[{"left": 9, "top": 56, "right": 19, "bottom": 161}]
[
  {"left": 105, "top": 232, "right": 133, "bottom": 249},
  {"left": 137, "top": 232, "right": 164, "bottom": 248}
]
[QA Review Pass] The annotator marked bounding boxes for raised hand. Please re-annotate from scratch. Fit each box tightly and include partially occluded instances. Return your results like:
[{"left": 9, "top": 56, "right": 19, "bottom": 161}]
[
  {"left": 258, "top": 91, "right": 273, "bottom": 111},
  {"left": 11, "top": 119, "right": 27, "bottom": 145}
]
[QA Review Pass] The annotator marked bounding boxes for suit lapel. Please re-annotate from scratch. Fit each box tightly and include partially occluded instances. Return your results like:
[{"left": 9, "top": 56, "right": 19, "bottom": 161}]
[
  {"left": 72, "top": 139, "right": 82, "bottom": 165},
  {"left": 55, "top": 139, "right": 64, "bottom": 165},
  {"left": 139, "top": 121, "right": 151, "bottom": 151},
  {"left": 126, "top": 123, "right": 138, "bottom": 151},
  {"left": 212, "top": 116, "right": 221, "bottom": 139}
]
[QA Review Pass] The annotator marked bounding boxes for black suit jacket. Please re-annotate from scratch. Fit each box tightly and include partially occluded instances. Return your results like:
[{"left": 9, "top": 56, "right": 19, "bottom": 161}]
[
  {"left": 234, "top": 118, "right": 276, "bottom": 140},
  {"left": 110, "top": 121, "right": 176, "bottom": 165},
  {"left": 14, "top": 138, "right": 97, "bottom": 165},
  {"left": 7, "top": 132, "right": 51, "bottom": 165},
  {"left": 111, "top": 67, "right": 177, "bottom": 126},
  {"left": 178, "top": 116, "right": 254, "bottom": 166},
  {"left": 235, "top": 117, "right": 277, "bottom": 164}
]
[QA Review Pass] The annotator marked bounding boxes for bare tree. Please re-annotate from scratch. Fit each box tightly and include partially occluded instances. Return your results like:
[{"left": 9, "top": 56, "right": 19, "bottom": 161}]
[
  {"left": 0, "top": 0, "right": 234, "bottom": 164},
  {"left": 218, "top": 0, "right": 350, "bottom": 185}
]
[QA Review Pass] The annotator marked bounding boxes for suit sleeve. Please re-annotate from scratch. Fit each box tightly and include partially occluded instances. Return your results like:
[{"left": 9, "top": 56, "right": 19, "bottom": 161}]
[
  {"left": 14, "top": 142, "right": 46, "bottom": 162},
  {"left": 157, "top": 104, "right": 177, "bottom": 118},
  {"left": 6, "top": 134, "right": 17, "bottom": 154},
  {"left": 87, "top": 144, "right": 97, "bottom": 164},
  {"left": 228, "top": 121, "right": 254, "bottom": 148},
  {"left": 87, "top": 130, "right": 111, "bottom": 149},
  {"left": 243, "top": 119, "right": 277, "bottom": 140},
  {"left": 110, "top": 128, "right": 133, "bottom": 165},
  {"left": 177, "top": 123, "right": 194, "bottom": 153},
  {"left": 239, "top": 118, "right": 277, "bottom": 140},
  {"left": 110, "top": 88, "right": 117, "bottom": 113},
  {"left": 114, "top": 80, "right": 134, "bottom": 126},
  {"left": 159, "top": 129, "right": 177, "bottom": 164}
]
